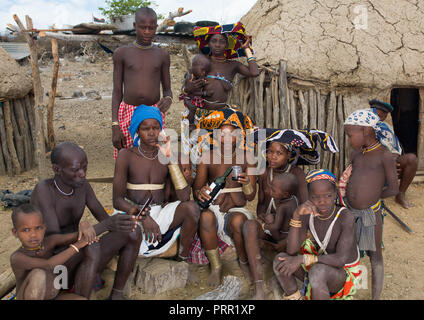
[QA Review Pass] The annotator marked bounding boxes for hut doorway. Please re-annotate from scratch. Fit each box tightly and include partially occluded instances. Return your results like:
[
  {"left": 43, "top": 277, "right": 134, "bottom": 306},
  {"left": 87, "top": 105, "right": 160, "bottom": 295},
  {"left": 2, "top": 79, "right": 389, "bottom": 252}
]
[{"left": 390, "top": 88, "right": 420, "bottom": 155}]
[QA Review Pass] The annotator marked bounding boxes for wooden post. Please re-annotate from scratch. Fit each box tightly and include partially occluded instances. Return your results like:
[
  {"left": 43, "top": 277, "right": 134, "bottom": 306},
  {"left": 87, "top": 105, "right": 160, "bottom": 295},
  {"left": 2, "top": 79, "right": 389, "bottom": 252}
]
[
  {"left": 271, "top": 76, "right": 280, "bottom": 128},
  {"left": 47, "top": 38, "right": 59, "bottom": 151},
  {"left": 13, "top": 14, "right": 48, "bottom": 180},
  {"left": 308, "top": 89, "right": 316, "bottom": 129},
  {"left": 10, "top": 101, "right": 25, "bottom": 169},
  {"left": 14, "top": 98, "right": 33, "bottom": 170},
  {"left": 289, "top": 89, "right": 297, "bottom": 130},
  {"left": 0, "top": 105, "right": 13, "bottom": 175},
  {"left": 3, "top": 101, "right": 21, "bottom": 174},
  {"left": 323, "top": 91, "right": 336, "bottom": 171},
  {"left": 255, "top": 70, "right": 265, "bottom": 128},
  {"left": 317, "top": 90, "right": 325, "bottom": 132},
  {"left": 298, "top": 90, "right": 308, "bottom": 129},
  {"left": 265, "top": 86, "right": 272, "bottom": 128},
  {"left": 278, "top": 61, "right": 289, "bottom": 129},
  {"left": 417, "top": 89, "right": 424, "bottom": 170}
]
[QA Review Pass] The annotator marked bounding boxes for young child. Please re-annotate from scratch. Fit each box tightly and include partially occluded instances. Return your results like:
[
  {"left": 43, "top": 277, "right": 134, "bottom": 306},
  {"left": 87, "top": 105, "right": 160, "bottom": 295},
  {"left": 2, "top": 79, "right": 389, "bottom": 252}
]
[
  {"left": 242, "top": 172, "right": 299, "bottom": 300},
  {"left": 112, "top": 7, "right": 172, "bottom": 159},
  {"left": 10, "top": 204, "right": 91, "bottom": 300},
  {"left": 343, "top": 109, "right": 399, "bottom": 300},
  {"left": 273, "top": 170, "right": 361, "bottom": 300},
  {"left": 369, "top": 99, "right": 418, "bottom": 209},
  {"left": 181, "top": 54, "right": 212, "bottom": 132}
]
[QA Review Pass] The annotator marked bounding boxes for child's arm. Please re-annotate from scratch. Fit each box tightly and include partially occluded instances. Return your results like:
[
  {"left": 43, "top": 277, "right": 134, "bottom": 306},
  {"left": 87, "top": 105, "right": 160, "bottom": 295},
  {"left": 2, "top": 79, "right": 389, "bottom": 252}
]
[
  {"left": 11, "top": 239, "right": 87, "bottom": 272},
  {"left": 256, "top": 175, "right": 266, "bottom": 221},
  {"left": 291, "top": 166, "right": 308, "bottom": 204},
  {"left": 47, "top": 221, "right": 98, "bottom": 248},
  {"left": 265, "top": 204, "right": 287, "bottom": 240},
  {"left": 157, "top": 50, "right": 173, "bottom": 113},
  {"left": 381, "top": 149, "right": 399, "bottom": 198}
]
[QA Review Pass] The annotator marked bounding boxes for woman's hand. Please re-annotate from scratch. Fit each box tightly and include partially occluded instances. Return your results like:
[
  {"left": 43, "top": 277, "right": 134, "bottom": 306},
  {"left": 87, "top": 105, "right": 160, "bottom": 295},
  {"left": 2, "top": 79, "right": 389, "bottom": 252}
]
[{"left": 141, "top": 216, "right": 162, "bottom": 243}]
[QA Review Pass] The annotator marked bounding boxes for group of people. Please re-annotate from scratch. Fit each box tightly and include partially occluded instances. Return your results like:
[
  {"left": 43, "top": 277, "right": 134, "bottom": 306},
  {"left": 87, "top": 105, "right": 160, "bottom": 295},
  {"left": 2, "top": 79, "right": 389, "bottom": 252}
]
[{"left": 10, "top": 7, "right": 417, "bottom": 301}]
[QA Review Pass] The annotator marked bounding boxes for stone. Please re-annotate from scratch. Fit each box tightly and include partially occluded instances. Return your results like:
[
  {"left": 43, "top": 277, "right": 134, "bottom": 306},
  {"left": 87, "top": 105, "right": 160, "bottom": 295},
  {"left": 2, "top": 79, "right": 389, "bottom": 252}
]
[
  {"left": 195, "top": 276, "right": 242, "bottom": 300},
  {"left": 72, "top": 91, "right": 84, "bottom": 98},
  {"left": 86, "top": 90, "right": 102, "bottom": 100},
  {"left": 133, "top": 258, "right": 189, "bottom": 295}
]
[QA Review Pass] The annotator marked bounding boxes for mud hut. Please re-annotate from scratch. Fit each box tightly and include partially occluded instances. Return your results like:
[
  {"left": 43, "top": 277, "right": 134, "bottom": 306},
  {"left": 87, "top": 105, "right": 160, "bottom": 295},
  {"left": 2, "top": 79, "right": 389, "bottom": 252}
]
[
  {"left": 0, "top": 46, "right": 37, "bottom": 175},
  {"left": 229, "top": 0, "right": 424, "bottom": 177}
]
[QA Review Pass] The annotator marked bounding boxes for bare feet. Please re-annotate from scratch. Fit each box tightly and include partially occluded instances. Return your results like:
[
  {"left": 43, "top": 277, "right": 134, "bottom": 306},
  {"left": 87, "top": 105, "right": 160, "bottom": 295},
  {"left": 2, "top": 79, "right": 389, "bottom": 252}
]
[
  {"left": 208, "top": 267, "right": 222, "bottom": 288},
  {"left": 252, "top": 280, "right": 266, "bottom": 300},
  {"left": 108, "top": 288, "right": 126, "bottom": 300},
  {"left": 395, "top": 192, "right": 414, "bottom": 209},
  {"left": 238, "top": 259, "right": 253, "bottom": 283}
]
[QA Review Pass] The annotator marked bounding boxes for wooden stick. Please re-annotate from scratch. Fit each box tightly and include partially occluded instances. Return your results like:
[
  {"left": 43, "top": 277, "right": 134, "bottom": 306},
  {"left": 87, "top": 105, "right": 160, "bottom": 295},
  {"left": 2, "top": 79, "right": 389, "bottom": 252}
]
[
  {"left": 47, "top": 38, "right": 59, "bottom": 151},
  {"left": 14, "top": 98, "right": 33, "bottom": 170},
  {"left": 309, "top": 89, "right": 316, "bottom": 129},
  {"left": 3, "top": 100, "right": 21, "bottom": 174},
  {"left": 14, "top": 14, "right": 48, "bottom": 180},
  {"left": 10, "top": 101, "right": 25, "bottom": 170},
  {"left": 265, "top": 86, "right": 272, "bottom": 128},
  {"left": 272, "top": 75, "right": 280, "bottom": 128},
  {"left": 255, "top": 70, "right": 265, "bottom": 128},
  {"left": 289, "top": 89, "right": 297, "bottom": 130},
  {"left": 323, "top": 92, "right": 336, "bottom": 171},
  {"left": 298, "top": 90, "right": 308, "bottom": 129},
  {"left": 0, "top": 105, "right": 13, "bottom": 175},
  {"left": 383, "top": 203, "right": 413, "bottom": 234},
  {"left": 157, "top": 8, "right": 193, "bottom": 33},
  {"left": 337, "top": 95, "right": 345, "bottom": 176},
  {"left": 278, "top": 61, "right": 289, "bottom": 129}
]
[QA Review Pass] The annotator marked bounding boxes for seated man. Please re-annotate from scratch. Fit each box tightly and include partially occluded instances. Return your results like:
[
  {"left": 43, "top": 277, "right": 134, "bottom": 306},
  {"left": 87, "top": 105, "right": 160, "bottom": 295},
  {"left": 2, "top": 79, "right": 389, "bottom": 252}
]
[
  {"left": 31, "top": 142, "right": 142, "bottom": 300},
  {"left": 273, "top": 170, "right": 361, "bottom": 300},
  {"left": 113, "top": 105, "right": 199, "bottom": 260},
  {"left": 194, "top": 108, "right": 257, "bottom": 287},
  {"left": 369, "top": 99, "right": 418, "bottom": 208}
]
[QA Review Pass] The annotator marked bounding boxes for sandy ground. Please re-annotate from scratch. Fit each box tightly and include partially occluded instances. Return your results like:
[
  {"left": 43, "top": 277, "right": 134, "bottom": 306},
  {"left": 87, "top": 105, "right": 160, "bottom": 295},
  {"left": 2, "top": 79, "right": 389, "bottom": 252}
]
[{"left": 0, "top": 52, "right": 423, "bottom": 300}]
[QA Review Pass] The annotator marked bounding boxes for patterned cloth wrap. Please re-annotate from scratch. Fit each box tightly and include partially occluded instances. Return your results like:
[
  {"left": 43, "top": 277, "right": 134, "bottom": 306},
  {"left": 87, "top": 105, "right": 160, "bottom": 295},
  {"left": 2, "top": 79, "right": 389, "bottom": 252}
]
[
  {"left": 344, "top": 108, "right": 402, "bottom": 155},
  {"left": 113, "top": 102, "right": 165, "bottom": 159},
  {"left": 370, "top": 107, "right": 403, "bottom": 155},
  {"left": 193, "top": 21, "right": 254, "bottom": 59},
  {"left": 185, "top": 107, "right": 256, "bottom": 170},
  {"left": 253, "top": 128, "right": 339, "bottom": 166},
  {"left": 300, "top": 238, "right": 361, "bottom": 300}
]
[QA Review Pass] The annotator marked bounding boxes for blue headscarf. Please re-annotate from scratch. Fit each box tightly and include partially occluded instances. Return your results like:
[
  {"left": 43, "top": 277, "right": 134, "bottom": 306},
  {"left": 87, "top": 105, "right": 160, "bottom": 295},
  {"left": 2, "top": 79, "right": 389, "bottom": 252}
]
[{"left": 129, "top": 105, "right": 163, "bottom": 147}]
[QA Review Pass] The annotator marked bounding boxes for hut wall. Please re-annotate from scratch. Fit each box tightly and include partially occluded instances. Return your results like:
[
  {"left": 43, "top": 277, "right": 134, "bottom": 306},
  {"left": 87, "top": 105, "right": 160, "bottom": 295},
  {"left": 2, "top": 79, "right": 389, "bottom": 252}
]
[{"left": 228, "top": 60, "right": 399, "bottom": 177}]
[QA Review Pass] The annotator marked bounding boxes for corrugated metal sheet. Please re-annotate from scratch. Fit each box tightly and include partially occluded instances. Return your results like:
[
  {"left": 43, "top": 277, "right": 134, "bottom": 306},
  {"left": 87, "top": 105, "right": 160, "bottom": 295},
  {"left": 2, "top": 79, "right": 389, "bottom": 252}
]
[{"left": 0, "top": 42, "right": 30, "bottom": 60}]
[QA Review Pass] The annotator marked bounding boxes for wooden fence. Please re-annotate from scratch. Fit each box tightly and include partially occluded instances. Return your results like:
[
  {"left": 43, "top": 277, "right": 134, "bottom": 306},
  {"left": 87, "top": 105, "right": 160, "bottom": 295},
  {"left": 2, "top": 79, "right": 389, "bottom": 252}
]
[
  {"left": 0, "top": 94, "right": 36, "bottom": 175},
  {"left": 228, "top": 60, "right": 350, "bottom": 177}
]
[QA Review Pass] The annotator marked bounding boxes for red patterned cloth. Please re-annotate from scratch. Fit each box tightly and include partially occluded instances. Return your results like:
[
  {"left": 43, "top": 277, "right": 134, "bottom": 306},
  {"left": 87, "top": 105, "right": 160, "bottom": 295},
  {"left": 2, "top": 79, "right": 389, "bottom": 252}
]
[
  {"left": 113, "top": 102, "right": 165, "bottom": 159},
  {"left": 187, "top": 233, "right": 229, "bottom": 265}
]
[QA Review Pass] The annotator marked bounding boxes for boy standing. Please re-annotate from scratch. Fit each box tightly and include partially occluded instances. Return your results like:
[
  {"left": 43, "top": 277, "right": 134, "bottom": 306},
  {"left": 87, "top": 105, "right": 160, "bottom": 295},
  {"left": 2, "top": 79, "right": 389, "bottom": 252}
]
[
  {"left": 112, "top": 7, "right": 172, "bottom": 159},
  {"left": 369, "top": 99, "right": 418, "bottom": 208},
  {"left": 344, "top": 109, "right": 399, "bottom": 300}
]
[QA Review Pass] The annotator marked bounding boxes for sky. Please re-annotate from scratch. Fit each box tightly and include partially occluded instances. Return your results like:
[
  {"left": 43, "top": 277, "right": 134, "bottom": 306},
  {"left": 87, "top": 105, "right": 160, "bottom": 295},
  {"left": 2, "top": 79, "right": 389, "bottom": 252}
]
[{"left": 0, "top": 0, "right": 258, "bottom": 34}]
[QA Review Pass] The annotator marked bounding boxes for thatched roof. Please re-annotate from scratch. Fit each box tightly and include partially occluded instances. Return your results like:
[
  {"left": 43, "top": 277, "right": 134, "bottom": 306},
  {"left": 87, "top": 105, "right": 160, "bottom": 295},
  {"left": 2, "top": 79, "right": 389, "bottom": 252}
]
[
  {"left": 242, "top": 0, "right": 424, "bottom": 89},
  {"left": 0, "top": 46, "right": 32, "bottom": 99}
]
